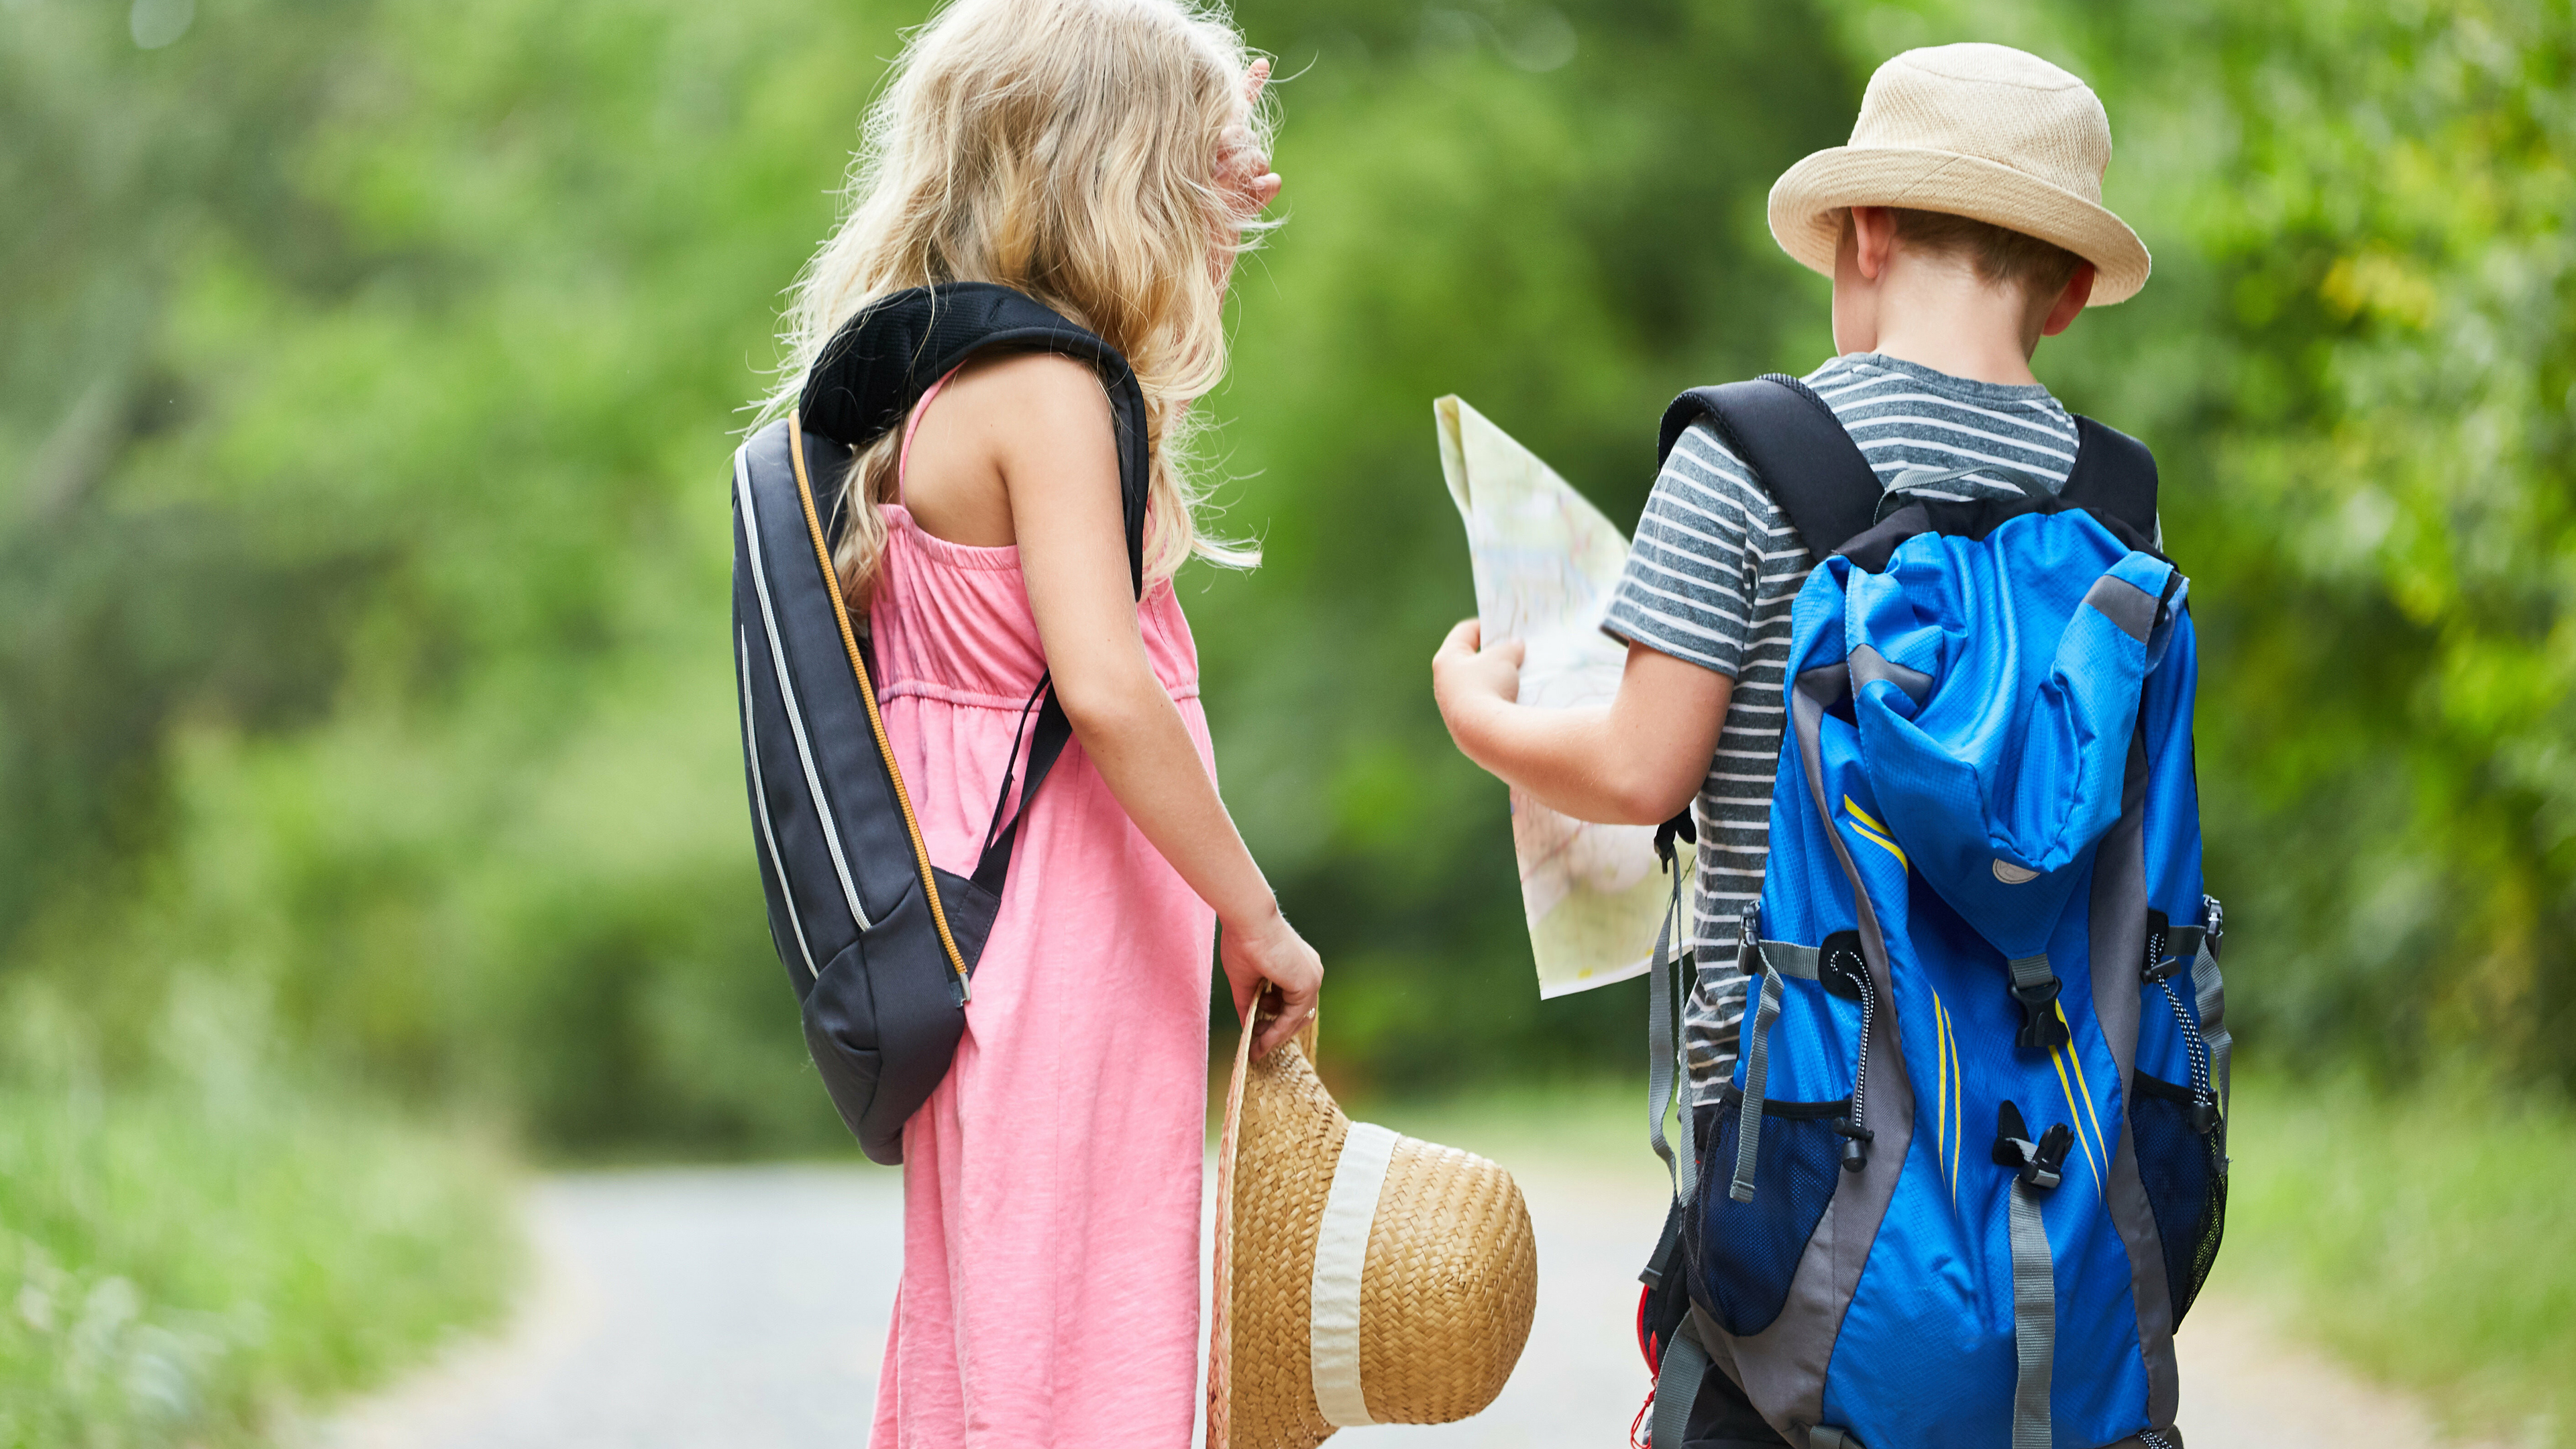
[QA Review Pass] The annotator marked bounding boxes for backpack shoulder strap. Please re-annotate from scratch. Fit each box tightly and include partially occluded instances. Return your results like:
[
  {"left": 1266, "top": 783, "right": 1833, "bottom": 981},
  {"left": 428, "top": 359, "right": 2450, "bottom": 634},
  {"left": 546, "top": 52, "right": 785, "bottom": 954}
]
[
  {"left": 1658, "top": 374, "right": 1881, "bottom": 562},
  {"left": 797, "top": 281, "right": 1150, "bottom": 598},
  {"left": 779, "top": 282, "right": 1153, "bottom": 969},
  {"left": 2058, "top": 415, "right": 2159, "bottom": 541}
]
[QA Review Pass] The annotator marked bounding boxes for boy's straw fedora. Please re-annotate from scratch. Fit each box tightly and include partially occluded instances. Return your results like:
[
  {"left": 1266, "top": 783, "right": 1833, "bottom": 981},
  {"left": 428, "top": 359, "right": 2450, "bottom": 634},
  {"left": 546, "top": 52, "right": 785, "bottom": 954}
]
[
  {"left": 1768, "top": 42, "right": 2152, "bottom": 303},
  {"left": 1206, "top": 1013, "right": 1536, "bottom": 1448}
]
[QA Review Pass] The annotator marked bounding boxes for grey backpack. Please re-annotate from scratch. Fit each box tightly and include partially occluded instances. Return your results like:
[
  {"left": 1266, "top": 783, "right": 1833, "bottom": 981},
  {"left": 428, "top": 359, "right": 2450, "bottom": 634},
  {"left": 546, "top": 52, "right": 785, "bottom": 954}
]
[{"left": 728, "top": 282, "right": 1147, "bottom": 1162}]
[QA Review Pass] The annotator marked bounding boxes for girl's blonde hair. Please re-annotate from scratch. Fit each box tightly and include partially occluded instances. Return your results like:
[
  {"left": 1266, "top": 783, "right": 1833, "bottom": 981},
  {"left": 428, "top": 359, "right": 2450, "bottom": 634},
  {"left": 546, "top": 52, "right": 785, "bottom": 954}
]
[{"left": 769, "top": 0, "right": 1269, "bottom": 603}]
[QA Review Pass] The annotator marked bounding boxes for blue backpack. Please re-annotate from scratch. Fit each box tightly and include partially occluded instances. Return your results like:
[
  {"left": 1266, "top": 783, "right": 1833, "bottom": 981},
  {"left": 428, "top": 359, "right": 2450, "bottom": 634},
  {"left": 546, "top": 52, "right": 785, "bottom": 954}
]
[{"left": 1637, "top": 378, "right": 2229, "bottom": 1449}]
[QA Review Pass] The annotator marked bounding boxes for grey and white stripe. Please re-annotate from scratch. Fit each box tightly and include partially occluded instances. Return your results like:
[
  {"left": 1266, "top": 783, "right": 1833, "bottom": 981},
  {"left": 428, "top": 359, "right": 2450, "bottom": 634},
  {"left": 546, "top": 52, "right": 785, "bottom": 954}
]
[{"left": 1603, "top": 352, "right": 2080, "bottom": 1105}]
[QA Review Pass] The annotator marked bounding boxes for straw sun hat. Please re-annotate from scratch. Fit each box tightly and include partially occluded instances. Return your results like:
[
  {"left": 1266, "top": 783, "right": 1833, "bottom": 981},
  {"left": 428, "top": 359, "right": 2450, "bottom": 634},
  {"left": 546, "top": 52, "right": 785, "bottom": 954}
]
[
  {"left": 1207, "top": 1014, "right": 1537, "bottom": 1448},
  {"left": 1768, "top": 42, "right": 2152, "bottom": 303}
]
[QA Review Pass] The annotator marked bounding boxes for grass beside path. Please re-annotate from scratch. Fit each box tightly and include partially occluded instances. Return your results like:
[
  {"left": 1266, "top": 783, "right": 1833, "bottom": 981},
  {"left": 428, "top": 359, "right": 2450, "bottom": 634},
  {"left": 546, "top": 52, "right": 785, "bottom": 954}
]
[
  {"left": 0, "top": 1079, "right": 517, "bottom": 1449},
  {"left": 2219, "top": 1072, "right": 2571, "bottom": 1448},
  {"left": 1348, "top": 1070, "right": 2571, "bottom": 1449}
]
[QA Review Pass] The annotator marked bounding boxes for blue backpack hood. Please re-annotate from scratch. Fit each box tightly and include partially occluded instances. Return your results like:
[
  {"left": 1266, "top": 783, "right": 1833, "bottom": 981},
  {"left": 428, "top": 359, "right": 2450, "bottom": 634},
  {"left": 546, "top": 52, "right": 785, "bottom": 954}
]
[{"left": 1831, "top": 511, "right": 2186, "bottom": 960}]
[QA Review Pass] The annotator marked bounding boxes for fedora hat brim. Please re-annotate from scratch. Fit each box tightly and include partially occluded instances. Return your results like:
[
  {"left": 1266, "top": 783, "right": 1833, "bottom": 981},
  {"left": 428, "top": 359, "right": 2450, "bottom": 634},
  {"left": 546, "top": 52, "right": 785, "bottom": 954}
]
[{"left": 1768, "top": 146, "right": 2151, "bottom": 305}]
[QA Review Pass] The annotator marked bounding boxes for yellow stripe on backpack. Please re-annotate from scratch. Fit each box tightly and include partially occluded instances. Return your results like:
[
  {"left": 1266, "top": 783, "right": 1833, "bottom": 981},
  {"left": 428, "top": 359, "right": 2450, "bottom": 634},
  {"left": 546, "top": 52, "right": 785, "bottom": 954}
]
[{"left": 1842, "top": 796, "right": 1910, "bottom": 871}]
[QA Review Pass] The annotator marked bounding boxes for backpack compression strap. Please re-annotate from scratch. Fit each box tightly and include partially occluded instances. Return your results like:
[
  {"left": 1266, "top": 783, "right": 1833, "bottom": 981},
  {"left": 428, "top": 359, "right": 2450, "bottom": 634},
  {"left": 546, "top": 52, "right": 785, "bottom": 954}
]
[{"left": 1659, "top": 375, "right": 1883, "bottom": 561}]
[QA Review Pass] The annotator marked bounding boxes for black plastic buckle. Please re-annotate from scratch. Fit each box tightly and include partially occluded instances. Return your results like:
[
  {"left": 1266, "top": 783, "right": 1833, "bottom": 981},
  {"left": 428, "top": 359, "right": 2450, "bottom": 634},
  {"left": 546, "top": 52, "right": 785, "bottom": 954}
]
[
  {"left": 2011, "top": 975, "right": 2069, "bottom": 1049},
  {"left": 2188, "top": 1097, "right": 2221, "bottom": 1135},
  {"left": 1991, "top": 1104, "right": 2072, "bottom": 1189}
]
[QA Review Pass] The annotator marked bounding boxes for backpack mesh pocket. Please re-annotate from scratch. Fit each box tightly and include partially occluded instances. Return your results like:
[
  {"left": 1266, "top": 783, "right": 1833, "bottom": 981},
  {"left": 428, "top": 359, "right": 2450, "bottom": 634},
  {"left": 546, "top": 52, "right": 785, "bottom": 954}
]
[
  {"left": 2130, "top": 1073, "right": 2227, "bottom": 1322},
  {"left": 1688, "top": 1096, "right": 1846, "bottom": 1336}
]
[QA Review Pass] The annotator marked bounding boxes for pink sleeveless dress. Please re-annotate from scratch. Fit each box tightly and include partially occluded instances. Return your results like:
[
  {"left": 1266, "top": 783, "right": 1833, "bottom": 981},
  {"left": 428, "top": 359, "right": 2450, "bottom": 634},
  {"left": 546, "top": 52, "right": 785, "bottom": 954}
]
[{"left": 866, "top": 378, "right": 1218, "bottom": 1448}]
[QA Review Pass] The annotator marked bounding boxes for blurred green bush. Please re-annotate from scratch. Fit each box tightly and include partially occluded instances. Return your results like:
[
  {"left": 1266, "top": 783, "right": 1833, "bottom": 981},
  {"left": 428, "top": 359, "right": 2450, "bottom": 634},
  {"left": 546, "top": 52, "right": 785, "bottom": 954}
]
[
  {"left": 2218, "top": 1067, "right": 2575, "bottom": 1444},
  {"left": 1, "top": 0, "right": 2571, "bottom": 1160},
  {"left": 0, "top": 978, "right": 514, "bottom": 1447}
]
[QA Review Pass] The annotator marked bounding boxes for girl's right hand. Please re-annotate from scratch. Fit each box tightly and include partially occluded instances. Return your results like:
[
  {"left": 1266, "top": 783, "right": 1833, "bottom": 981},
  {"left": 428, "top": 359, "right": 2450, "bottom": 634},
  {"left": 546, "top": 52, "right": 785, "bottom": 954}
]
[
  {"left": 1211, "top": 59, "right": 1280, "bottom": 297},
  {"left": 1220, "top": 904, "right": 1322, "bottom": 1059},
  {"left": 1218, "top": 59, "right": 1282, "bottom": 219}
]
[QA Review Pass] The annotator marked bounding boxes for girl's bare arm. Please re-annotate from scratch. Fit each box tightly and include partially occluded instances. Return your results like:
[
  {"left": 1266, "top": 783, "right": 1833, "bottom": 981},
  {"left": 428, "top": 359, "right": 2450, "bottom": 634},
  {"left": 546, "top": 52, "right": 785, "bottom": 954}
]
[{"left": 992, "top": 356, "right": 1320, "bottom": 1057}]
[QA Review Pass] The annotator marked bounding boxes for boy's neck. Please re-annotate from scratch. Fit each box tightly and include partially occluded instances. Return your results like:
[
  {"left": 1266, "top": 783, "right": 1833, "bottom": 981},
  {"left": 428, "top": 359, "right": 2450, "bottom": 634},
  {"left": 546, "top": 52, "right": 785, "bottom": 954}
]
[
  {"left": 1843, "top": 254, "right": 2045, "bottom": 388},
  {"left": 1864, "top": 325, "right": 2040, "bottom": 389}
]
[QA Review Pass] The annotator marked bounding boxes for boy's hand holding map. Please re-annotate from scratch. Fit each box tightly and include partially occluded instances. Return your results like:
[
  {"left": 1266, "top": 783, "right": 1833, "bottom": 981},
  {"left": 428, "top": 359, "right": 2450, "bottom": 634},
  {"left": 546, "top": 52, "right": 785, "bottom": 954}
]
[{"left": 1435, "top": 396, "right": 1690, "bottom": 998}]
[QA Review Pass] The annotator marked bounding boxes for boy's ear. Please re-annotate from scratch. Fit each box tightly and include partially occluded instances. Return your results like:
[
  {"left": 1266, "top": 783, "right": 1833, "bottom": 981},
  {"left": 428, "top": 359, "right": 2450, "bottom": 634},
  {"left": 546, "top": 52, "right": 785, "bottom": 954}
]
[
  {"left": 2039, "top": 264, "right": 2096, "bottom": 338},
  {"left": 1849, "top": 205, "right": 1898, "bottom": 282}
]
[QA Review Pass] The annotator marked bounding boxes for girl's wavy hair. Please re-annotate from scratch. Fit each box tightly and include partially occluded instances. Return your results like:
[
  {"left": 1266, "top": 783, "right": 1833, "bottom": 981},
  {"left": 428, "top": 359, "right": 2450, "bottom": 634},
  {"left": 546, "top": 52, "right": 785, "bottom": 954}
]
[{"left": 763, "top": 0, "right": 1271, "bottom": 603}]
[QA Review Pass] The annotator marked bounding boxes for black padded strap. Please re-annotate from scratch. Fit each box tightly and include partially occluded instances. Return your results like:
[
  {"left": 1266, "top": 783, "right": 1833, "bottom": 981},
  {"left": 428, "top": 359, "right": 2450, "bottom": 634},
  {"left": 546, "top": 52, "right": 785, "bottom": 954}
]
[
  {"left": 799, "top": 281, "right": 1150, "bottom": 597},
  {"left": 2059, "top": 415, "right": 2159, "bottom": 540},
  {"left": 796, "top": 284, "right": 1143, "bottom": 908},
  {"left": 1659, "top": 374, "right": 1882, "bottom": 563}
]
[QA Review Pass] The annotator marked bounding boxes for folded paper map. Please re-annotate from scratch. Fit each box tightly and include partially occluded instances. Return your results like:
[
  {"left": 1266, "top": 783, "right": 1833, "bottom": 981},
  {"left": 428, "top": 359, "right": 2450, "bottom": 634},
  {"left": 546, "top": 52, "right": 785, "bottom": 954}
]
[{"left": 1436, "top": 396, "right": 1692, "bottom": 999}]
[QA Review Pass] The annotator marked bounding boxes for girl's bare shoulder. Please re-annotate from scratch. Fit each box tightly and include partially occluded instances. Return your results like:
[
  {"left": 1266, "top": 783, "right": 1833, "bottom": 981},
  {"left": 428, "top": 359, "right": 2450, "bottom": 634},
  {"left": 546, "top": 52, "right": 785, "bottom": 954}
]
[
  {"left": 904, "top": 351, "right": 1116, "bottom": 547},
  {"left": 941, "top": 351, "right": 1116, "bottom": 487},
  {"left": 947, "top": 350, "right": 1111, "bottom": 427}
]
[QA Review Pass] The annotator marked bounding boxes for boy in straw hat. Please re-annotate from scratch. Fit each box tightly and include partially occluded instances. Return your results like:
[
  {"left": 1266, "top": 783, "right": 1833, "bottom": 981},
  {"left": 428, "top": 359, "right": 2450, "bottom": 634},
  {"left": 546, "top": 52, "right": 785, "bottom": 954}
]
[{"left": 1433, "top": 42, "right": 2151, "bottom": 1445}]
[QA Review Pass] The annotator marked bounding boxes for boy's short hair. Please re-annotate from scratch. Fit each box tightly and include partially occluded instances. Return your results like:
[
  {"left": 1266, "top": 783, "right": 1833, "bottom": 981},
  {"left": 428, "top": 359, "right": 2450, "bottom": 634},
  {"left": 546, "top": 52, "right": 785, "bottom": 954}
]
[{"left": 1876, "top": 207, "right": 2086, "bottom": 303}]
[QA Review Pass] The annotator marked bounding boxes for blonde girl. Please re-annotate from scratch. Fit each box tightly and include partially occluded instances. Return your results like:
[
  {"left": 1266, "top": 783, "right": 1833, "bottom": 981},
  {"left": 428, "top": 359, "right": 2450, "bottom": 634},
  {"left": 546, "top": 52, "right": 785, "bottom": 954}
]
[{"left": 769, "top": 1, "right": 1320, "bottom": 1442}]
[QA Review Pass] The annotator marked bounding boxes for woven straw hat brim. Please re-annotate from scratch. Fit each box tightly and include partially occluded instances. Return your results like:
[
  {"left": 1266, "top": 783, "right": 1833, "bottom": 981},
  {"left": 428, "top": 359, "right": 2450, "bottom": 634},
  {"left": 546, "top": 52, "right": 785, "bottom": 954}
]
[
  {"left": 1768, "top": 145, "right": 2151, "bottom": 305},
  {"left": 1208, "top": 1018, "right": 1536, "bottom": 1449},
  {"left": 1214, "top": 1022, "right": 1338, "bottom": 1449},
  {"left": 1207, "top": 1021, "right": 1252, "bottom": 1448}
]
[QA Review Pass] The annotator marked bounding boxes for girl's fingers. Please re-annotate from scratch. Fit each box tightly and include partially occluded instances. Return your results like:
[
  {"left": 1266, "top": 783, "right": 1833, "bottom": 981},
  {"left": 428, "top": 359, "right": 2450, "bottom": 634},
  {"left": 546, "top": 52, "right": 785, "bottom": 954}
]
[
  {"left": 1244, "top": 57, "right": 1270, "bottom": 105},
  {"left": 1438, "top": 616, "right": 1483, "bottom": 657},
  {"left": 1252, "top": 998, "right": 1312, "bottom": 1059}
]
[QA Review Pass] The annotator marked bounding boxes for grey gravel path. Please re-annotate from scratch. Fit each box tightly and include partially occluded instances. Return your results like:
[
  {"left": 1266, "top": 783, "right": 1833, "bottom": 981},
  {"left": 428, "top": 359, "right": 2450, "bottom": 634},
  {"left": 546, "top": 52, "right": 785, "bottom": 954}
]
[{"left": 319, "top": 1161, "right": 2487, "bottom": 1449}]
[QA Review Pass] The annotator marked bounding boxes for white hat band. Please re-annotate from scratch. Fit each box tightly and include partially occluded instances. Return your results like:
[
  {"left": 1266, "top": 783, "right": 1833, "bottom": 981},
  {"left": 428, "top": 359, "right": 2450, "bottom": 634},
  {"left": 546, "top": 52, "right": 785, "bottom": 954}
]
[{"left": 1309, "top": 1121, "right": 1400, "bottom": 1427}]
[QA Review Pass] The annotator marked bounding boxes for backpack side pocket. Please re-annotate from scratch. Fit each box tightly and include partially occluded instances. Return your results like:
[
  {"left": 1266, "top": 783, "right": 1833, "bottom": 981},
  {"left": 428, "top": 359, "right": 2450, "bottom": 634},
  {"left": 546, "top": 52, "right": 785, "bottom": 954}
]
[
  {"left": 1684, "top": 932, "right": 1868, "bottom": 1338},
  {"left": 1690, "top": 1091, "right": 1849, "bottom": 1336},
  {"left": 2129, "top": 1072, "right": 2226, "bottom": 1321},
  {"left": 2131, "top": 898, "right": 2231, "bottom": 1322}
]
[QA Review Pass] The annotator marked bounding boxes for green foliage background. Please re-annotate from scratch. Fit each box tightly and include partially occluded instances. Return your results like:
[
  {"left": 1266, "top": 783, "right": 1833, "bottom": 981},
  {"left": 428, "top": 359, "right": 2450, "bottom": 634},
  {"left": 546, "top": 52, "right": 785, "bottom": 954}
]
[{"left": 5, "top": 0, "right": 2572, "bottom": 1152}]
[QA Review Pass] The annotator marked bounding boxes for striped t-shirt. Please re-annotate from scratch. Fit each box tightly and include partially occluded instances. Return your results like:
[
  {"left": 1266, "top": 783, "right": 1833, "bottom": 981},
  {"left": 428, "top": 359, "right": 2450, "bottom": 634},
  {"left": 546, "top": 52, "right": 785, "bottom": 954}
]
[{"left": 1603, "top": 352, "right": 2082, "bottom": 1105}]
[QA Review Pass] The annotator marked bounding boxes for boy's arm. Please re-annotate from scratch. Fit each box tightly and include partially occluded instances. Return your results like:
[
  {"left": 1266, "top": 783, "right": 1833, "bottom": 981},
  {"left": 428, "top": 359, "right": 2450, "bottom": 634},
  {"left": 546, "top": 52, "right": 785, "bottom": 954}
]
[{"left": 1431, "top": 622, "right": 1731, "bottom": 827}]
